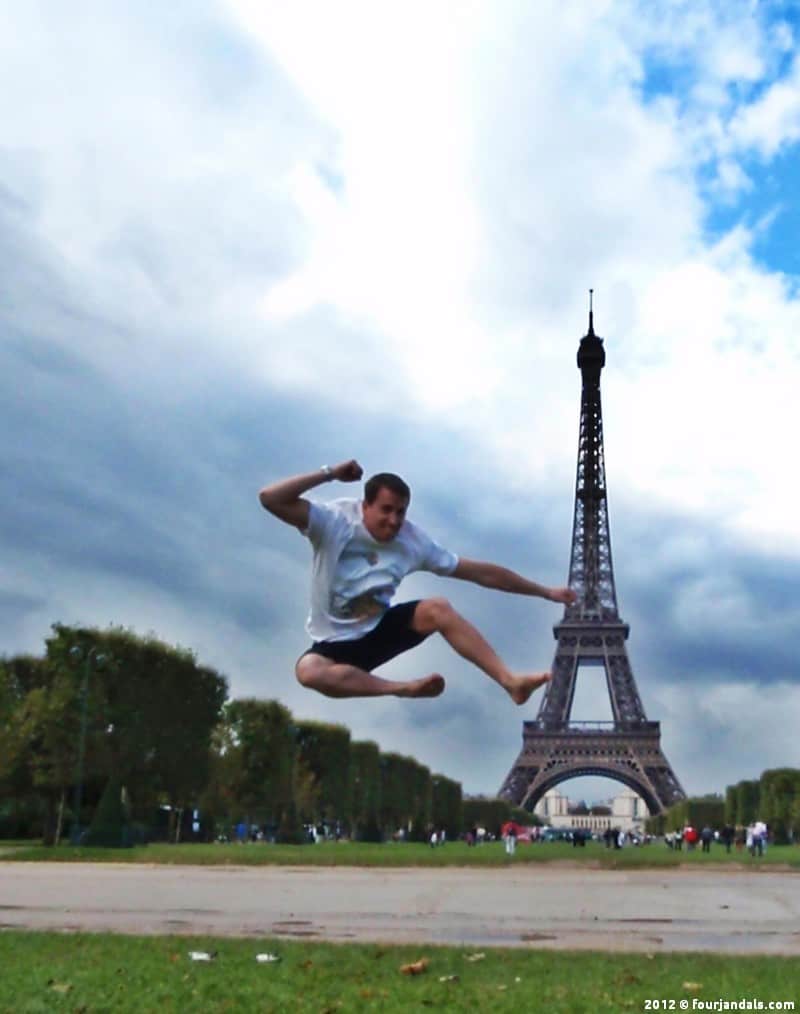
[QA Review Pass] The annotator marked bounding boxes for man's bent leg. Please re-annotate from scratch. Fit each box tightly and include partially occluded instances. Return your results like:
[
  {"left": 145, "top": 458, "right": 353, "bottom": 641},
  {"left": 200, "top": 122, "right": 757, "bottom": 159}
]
[
  {"left": 295, "top": 653, "right": 445, "bottom": 700},
  {"left": 411, "top": 597, "right": 550, "bottom": 706}
]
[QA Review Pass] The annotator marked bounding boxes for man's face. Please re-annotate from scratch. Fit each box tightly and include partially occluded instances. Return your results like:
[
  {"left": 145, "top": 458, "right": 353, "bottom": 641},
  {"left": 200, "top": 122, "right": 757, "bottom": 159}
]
[{"left": 361, "top": 487, "right": 409, "bottom": 542}]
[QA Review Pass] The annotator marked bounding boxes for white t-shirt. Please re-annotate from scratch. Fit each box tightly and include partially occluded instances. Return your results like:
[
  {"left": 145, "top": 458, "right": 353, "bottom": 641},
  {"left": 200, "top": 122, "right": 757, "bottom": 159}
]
[{"left": 303, "top": 498, "right": 459, "bottom": 642}]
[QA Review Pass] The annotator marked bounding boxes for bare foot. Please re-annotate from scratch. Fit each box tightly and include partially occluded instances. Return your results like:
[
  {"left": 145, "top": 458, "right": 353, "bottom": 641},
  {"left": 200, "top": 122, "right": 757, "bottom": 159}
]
[
  {"left": 398, "top": 673, "right": 446, "bottom": 699},
  {"left": 508, "top": 672, "right": 551, "bottom": 706}
]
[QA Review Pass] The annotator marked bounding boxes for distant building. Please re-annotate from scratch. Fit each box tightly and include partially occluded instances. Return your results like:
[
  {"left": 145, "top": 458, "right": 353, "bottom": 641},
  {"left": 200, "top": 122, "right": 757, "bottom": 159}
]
[{"left": 534, "top": 786, "right": 648, "bottom": 834}]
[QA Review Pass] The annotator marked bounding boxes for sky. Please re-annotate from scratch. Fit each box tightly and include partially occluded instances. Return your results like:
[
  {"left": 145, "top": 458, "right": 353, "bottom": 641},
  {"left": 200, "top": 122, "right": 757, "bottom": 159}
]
[{"left": 2, "top": 0, "right": 799, "bottom": 807}]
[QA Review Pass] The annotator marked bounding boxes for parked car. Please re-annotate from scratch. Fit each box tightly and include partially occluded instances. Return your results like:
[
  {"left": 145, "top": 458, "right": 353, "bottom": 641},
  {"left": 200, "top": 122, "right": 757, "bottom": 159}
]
[{"left": 540, "top": 827, "right": 572, "bottom": 842}]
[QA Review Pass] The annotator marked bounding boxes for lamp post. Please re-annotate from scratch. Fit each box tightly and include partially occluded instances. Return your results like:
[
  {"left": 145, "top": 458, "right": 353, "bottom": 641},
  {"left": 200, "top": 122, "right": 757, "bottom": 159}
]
[{"left": 69, "top": 645, "right": 106, "bottom": 845}]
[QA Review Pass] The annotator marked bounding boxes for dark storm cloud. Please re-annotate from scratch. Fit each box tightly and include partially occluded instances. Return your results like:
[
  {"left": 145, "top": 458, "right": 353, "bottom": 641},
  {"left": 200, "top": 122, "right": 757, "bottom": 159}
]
[
  {"left": 0, "top": 590, "right": 47, "bottom": 631},
  {"left": 3, "top": 336, "right": 298, "bottom": 638},
  {"left": 613, "top": 507, "right": 799, "bottom": 685}
]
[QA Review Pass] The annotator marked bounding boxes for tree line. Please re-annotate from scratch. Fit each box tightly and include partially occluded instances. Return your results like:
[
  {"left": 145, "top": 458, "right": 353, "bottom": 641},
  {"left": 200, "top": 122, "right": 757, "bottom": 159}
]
[
  {"left": 646, "top": 771, "right": 800, "bottom": 843},
  {"left": 724, "top": 771, "right": 800, "bottom": 843},
  {"left": 0, "top": 624, "right": 528, "bottom": 845}
]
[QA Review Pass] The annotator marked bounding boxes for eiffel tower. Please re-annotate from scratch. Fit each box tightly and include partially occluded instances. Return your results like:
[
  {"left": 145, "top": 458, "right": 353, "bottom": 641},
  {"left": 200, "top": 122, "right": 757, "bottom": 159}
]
[{"left": 499, "top": 296, "right": 685, "bottom": 815}]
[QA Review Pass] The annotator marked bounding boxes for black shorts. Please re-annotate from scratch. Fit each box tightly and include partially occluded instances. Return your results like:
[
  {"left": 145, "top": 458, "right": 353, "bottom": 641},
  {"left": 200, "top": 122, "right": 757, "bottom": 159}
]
[{"left": 302, "top": 600, "right": 429, "bottom": 672}]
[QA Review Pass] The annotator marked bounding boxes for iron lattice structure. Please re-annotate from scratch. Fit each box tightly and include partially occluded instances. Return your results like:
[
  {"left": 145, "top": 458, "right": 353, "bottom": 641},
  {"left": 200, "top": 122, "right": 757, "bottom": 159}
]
[{"left": 499, "top": 304, "right": 685, "bottom": 816}]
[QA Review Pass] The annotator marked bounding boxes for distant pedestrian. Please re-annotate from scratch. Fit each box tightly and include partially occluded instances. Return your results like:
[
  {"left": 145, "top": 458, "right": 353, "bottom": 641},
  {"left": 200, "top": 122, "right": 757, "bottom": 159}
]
[{"left": 754, "top": 821, "right": 767, "bottom": 854}]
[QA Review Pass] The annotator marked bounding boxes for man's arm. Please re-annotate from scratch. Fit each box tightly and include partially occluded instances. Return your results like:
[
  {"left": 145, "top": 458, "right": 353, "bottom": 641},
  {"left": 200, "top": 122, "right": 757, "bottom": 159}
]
[
  {"left": 451, "top": 557, "right": 577, "bottom": 605},
  {"left": 259, "top": 459, "right": 364, "bottom": 531}
]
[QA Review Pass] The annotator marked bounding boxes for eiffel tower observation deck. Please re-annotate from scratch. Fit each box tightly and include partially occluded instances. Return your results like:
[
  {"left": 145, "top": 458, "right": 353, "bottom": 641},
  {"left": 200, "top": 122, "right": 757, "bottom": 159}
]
[{"left": 499, "top": 296, "right": 685, "bottom": 815}]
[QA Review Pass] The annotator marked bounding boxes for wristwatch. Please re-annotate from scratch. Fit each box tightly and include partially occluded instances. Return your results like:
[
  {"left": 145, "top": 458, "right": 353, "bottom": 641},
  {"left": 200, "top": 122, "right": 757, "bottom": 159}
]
[{"left": 320, "top": 465, "right": 334, "bottom": 481}]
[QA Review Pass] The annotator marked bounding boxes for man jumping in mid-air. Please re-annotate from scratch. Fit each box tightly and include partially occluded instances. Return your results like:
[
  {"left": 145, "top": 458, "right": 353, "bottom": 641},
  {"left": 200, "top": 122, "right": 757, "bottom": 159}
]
[{"left": 260, "top": 460, "right": 576, "bottom": 705}]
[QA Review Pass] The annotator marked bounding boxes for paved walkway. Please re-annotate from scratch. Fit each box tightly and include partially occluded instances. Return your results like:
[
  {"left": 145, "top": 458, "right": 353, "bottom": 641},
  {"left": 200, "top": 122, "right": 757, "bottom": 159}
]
[{"left": 2, "top": 862, "right": 799, "bottom": 954}]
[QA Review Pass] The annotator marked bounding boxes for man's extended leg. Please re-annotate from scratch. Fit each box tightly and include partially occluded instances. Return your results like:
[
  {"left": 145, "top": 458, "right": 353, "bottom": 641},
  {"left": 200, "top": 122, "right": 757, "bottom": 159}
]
[
  {"left": 296, "top": 653, "right": 444, "bottom": 700},
  {"left": 411, "top": 597, "right": 550, "bottom": 705}
]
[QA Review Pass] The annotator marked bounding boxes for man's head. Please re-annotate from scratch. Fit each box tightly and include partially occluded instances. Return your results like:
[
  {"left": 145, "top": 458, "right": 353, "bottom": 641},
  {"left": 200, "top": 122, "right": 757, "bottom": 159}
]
[{"left": 362, "top": 472, "right": 410, "bottom": 542}]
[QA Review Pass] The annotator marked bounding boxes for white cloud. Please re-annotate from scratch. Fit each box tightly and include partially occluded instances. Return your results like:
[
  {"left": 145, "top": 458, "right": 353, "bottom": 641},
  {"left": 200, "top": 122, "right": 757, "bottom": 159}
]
[
  {"left": 227, "top": 0, "right": 500, "bottom": 409},
  {"left": 729, "top": 52, "right": 800, "bottom": 157},
  {"left": 709, "top": 159, "right": 753, "bottom": 200},
  {"left": 603, "top": 229, "right": 800, "bottom": 551},
  {"left": 234, "top": 0, "right": 800, "bottom": 555}
]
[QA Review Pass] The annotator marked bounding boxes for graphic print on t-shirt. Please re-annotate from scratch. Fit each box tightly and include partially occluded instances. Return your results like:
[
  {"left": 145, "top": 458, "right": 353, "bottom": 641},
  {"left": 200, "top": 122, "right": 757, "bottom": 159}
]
[
  {"left": 329, "top": 535, "right": 403, "bottom": 621},
  {"left": 330, "top": 589, "right": 389, "bottom": 620}
]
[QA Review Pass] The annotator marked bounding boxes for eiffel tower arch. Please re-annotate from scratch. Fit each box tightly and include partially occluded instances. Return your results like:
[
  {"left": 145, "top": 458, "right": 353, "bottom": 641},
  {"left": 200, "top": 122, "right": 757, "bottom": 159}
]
[{"left": 499, "top": 296, "right": 685, "bottom": 816}]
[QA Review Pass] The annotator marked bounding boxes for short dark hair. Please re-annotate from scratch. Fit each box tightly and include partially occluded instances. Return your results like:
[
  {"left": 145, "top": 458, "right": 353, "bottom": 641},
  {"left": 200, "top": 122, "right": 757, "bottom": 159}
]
[{"left": 364, "top": 472, "right": 411, "bottom": 504}]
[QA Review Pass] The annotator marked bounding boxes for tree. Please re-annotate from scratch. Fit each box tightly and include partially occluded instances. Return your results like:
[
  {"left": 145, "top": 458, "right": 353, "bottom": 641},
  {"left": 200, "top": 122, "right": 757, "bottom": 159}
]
[
  {"left": 665, "top": 795, "right": 724, "bottom": 832},
  {"left": 759, "top": 769, "right": 800, "bottom": 844},
  {"left": 7, "top": 652, "right": 108, "bottom": 845},
  {"left": 377, "top": 752, "right": 431, "bottom": 838},
  {"left": 0, "top": 657, "right": 45, "bottom": 838},
  {"left": 734, "top": 780, "right": 760, "bottom": 826},
  {"left": 295, "top": 721, "right": 352, "bottom": 827},
  {"left": 510, "top": 805, "right": 540, "bottom": 827},
  {"left": 431, "top": 774, "right": 462, "bottom": 839},
  {"left": 379, "top": 753, "right": 413, "bottom": 836},
  {"left": 790, "top": 792, "right": 800, "bottom": 844},
  {"left": 199, "top": 719, "right": 240, "bottom": 835},
  {"left": 33, "top": 624, "right": 228, "bottom": 839},
  {"left": 85, "top": 774, "right": 130, "bottom": 847},
  {"left": 463, "top": 797, "right": 513, "bottom": 837},
  {"left": 0, "top": 658, "right": 33, "bottom": 792},
  {"left": 407, "top": 759, "right": 432, "bottom": 842},
  {"left": 350, "top": 740, "right": 381, "bottom": 841},
  {"left": 724, "top": 784, "right": 737, "bottom": 826},
  {"left": 292, "top": 753, "right": 320, "bottom": 827},
  {"left": 222, "top": 698, "right": 296, "bottom": 828}
]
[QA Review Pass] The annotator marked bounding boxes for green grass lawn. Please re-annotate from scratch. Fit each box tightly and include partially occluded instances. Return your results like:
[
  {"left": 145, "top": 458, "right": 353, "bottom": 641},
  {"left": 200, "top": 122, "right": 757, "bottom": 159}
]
[
  {"left": 4, "top": 838, "right": 800, "bottom": 869},
  {"left": 0, "top": 930, "right": 797, "bottom": 1014}
]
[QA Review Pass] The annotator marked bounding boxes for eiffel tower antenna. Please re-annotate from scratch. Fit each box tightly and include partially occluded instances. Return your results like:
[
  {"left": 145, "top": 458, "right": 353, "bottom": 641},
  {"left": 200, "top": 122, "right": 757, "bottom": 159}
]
[{"left": 499, "top": 300, "right": 685, "bottom": 815}]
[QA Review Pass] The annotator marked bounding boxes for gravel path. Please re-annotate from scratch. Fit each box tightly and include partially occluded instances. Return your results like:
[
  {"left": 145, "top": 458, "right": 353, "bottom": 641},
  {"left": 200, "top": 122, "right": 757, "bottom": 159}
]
[{"left": 2, "top": 862, "right": 799, "bottom": 954}]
